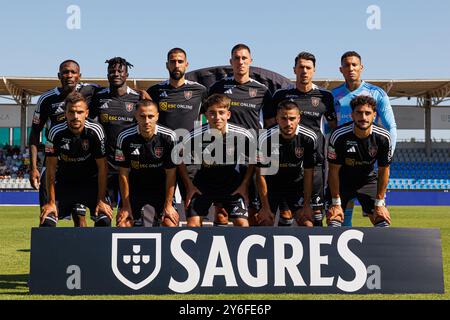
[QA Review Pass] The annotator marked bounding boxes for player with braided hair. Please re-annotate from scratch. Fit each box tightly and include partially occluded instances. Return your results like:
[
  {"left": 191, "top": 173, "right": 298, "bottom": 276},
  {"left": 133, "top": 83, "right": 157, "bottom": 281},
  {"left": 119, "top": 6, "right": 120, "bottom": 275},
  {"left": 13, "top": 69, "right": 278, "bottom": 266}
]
[{"left": 90, "top": 57, "right": 141, "bottom": 214}]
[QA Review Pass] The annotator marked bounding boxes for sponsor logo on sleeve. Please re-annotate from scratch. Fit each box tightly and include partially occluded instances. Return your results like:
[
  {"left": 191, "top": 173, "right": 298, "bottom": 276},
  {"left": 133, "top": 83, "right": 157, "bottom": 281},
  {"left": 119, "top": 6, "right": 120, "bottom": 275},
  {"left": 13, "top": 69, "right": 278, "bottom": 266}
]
[
  {"left": 328, "top": 146, "right": 337, "bottom": 160},
  {"left": 115, "top": 149, "right": 125, "bottom": 162},
  {"left": 45, "top": 141, "right": 54, "bottom": 154},
  {"left": 32, "top": 114, "right": 41, "bottom": 125}
]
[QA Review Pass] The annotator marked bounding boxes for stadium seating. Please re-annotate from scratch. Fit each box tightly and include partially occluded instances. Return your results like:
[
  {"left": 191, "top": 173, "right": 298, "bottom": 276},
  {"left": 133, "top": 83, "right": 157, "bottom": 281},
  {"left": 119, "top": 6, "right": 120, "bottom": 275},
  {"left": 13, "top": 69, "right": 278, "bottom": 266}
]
[
  {"left": 389, "top": 147, "right": 450, "bottom": 190},
  {"left": 0, "top": 144, "right": 449, "bottom": 191},
  {"left": 0, "top": 146, "right": 32, "bottom": 190}
]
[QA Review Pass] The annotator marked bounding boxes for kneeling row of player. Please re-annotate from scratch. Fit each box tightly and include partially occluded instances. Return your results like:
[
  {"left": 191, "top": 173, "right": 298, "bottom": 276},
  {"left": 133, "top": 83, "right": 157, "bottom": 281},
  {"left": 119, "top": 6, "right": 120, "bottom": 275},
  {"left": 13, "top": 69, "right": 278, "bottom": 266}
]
[{"left": 39, "top": 92, "right": 392, "bottom": 228}]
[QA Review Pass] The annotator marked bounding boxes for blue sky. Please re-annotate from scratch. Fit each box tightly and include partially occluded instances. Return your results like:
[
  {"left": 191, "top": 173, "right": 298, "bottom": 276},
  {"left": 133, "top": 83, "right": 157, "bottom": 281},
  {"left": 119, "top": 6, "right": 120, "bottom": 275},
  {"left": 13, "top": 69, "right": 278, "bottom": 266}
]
[{"left": 1, "top": 0, "right": 450, "bottom": 80}]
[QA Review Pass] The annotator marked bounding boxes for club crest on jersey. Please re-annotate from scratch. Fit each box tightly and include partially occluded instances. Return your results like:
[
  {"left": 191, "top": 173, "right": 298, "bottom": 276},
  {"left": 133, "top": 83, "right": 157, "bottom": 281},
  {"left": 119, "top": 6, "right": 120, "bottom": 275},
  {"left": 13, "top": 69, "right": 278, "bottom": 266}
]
[
  {"left": 249, "top": 88, "right": 258, "bottom": 98},
  {"left": 369, "top": 146, "right": 378, "bottom": 157},
  {"left": 126, "top": 103, "right": 135, "bottom": 112},
  {"left": 154, "top": 147, "right": 164, "bottom": 158},
  {"left": 295, "top": 147, "right": 304, "bottom": 158},
  {"left": 82, "top": 140, "right": 89, "bottom": 151},
  {"left": 311, "top": 97, "right": 321, "bottom": 107},
  {"left": 184, "top": 91, "right": 193, "bottom": 100}
]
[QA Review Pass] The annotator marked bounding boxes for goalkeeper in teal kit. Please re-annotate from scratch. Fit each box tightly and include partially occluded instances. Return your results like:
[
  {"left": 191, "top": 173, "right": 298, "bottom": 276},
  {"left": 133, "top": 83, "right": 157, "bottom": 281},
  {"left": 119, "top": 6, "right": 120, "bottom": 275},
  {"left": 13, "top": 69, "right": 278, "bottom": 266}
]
[{"left": 331, "top": 51, "right": 397, "bottom": 226}]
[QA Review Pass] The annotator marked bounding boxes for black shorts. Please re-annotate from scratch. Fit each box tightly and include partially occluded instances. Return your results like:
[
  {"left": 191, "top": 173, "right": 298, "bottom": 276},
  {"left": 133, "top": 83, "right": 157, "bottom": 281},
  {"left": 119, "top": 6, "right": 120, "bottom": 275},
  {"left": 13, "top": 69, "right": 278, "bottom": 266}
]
[
  {"left": 340, "top": 179, "right": 377, "bottom": 215},
  {"left": 187, "top": 194, "right": 248, "bottom": 220},
  {"left": 268, "top": 192, "right": 302, "bottom": 214},
  {"left": 129, "top": 193, "right": 166, "bottom": 221},
  {"left": 55, "top": 179, "right": 98, "bottom": 219}
]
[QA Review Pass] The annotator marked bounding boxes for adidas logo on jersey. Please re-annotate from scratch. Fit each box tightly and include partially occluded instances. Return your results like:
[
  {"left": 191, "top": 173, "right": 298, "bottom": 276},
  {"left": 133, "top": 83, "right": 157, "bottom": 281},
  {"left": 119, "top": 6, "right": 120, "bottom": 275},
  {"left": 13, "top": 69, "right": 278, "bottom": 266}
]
[
  {"left": 347, "top": 146, "right": 357, "bottom": 153},
  {"left": 160, "top": 91, "right": 168, "bottom": 98},
  {"left": 131, "top": 148, "right": 140, "bottom": 156},
  {"left": 61, "top": 143, "right": 70, "bottom": 150},
  {"left": 55, "top": 106, "right": 65, "bottom": 114},
  {"left": 224, "top": 89, "right": 233, "bottom": 94}
]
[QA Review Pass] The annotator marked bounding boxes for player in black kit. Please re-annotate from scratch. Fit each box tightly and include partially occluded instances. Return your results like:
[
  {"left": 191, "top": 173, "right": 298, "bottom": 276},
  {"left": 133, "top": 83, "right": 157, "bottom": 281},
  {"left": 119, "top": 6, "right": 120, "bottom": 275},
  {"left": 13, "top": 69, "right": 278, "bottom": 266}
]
[
  {"left": 179, "top": 94, "right": 256, "bottom": 227},
  {"left": 29, "top": 60, "right": 99, "bottom": 208},
  {"left": 257, "top": 100, "right": 318, "bottom": 227},
  {"left": 208, "top": 44, "right": 274, "bottom": 225},
  {"left": 271, "top": 52, "right": 337, "bottom": 226},
  {"left": 40, "top": 92, "right": 112, "bottom": 227},
  {"left": 90, "top": 57, "right": 140, "bottom": 208},
  {"left": 115, "top": 100, "right": 179, "bottom": 227},
  {"left": 327, "top": 95, "right": 392, "bottom": 227},
  {"left": 147, "top": 48, "right": 207, "bottom": 133},
  {"left": 147, "top": 48, "right": 208, "bottom": 206}
]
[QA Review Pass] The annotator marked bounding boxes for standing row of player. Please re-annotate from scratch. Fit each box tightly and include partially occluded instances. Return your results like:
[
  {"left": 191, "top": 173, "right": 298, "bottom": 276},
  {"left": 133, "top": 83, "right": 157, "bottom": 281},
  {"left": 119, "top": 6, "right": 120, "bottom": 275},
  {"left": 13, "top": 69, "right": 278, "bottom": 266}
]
[{"left": 30, "top": 44, "right": 397, "bottom": 228}]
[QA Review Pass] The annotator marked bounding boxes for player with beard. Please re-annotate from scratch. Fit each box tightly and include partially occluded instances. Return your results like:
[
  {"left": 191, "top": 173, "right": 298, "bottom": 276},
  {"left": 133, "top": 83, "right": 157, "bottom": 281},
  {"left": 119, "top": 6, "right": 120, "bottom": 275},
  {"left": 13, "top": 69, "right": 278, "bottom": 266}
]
[
  {"left": 327, "top": 95, "right": 392, "bottom": 227},
  {"left": 147, "top": 48, "right": 207, "bottom": 133},
  {"left": 272, "top": 52, "right": 337, "bottom": 226},
  {"left": 40, "top": 92, "right": 112, "bottom": 227},
  {"left": 147, "top": 48, "right": 207, "bottom": 207},
  {"left": 208, "top": 44, "right": 274, "bottom": 226},
  {"left": 257, "top": 100, "right": 318, "bottom": 227},
  {"left": 29, "top": 60, "right": 99, "bottom": 217},
  {"left": 331, "top": 51, "right": 397, "bottom": 226},
  {"left": 90, "top": 57, "right": 140, "bottom": 210}
]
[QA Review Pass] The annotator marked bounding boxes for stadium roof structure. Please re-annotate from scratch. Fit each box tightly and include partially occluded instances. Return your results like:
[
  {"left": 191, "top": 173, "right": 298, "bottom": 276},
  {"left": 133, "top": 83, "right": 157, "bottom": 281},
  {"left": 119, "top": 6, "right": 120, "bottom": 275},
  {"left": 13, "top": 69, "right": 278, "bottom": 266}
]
[
  {"left": 2, "top": 75, "right": 450, "bottom": 153},
  {"left": 2, "top": 76, "right": 450, "bottom": 106}
]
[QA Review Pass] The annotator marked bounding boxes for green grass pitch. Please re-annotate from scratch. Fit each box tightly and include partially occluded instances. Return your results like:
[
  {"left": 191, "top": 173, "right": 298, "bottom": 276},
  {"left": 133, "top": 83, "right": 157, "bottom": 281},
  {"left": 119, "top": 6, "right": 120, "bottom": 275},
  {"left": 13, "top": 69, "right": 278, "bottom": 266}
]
[{"left": 0, "top": 205, "right": 448, "bottom": 300}]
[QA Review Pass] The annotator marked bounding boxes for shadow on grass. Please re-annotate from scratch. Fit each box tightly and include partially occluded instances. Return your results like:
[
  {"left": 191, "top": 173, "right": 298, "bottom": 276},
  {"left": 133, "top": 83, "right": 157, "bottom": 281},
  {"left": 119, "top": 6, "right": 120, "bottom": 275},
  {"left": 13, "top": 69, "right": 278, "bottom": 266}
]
[{"left": 0, "top": 274, "right": 29, "bottom": 291}]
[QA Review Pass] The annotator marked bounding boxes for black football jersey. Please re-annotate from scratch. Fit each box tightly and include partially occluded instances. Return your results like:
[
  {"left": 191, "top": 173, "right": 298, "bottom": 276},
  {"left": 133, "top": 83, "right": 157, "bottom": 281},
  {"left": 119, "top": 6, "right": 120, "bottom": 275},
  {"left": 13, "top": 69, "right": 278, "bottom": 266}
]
[
  {"left": 89, "top": 87, "right": 140, "bottom": 165},
  {"left": 147, "top": 80, "right": 207, "bottom": 132},
  {"left": 115, "top": 124, "right": 177, "bottom": 194},
  {"left": 208, "top": 77, "right": 273, "bottom": 131},
  {"left": 328, "top": 122, "right": 393, "bottom": 186},
  {"left": 30, "top": 83, "right": 99, "bottom": 145},
  {"left": 258, "top": 124, "right": 317, "bottom": 192},
  {"left": 272, "top": 85, "right": 336, "bottom": 133},
  {"left": 182, "top": 123, "right": 256, "bottom": 196},
  {"left": 45, "top": 120, "right": 106, "bottom": 182}
]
